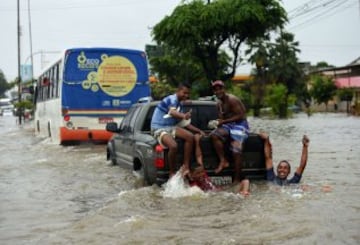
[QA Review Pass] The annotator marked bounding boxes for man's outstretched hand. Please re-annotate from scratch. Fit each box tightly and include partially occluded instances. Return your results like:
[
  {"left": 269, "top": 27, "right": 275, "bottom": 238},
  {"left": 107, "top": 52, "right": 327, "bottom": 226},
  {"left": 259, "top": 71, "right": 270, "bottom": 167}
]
[{"left": 302, "top": 135, "right": 310, "bottom": 146}]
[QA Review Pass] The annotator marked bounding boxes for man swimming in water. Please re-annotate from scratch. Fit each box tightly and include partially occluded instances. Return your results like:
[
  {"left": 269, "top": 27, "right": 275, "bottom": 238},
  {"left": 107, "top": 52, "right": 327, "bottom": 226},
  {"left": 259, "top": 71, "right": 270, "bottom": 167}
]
[
  {"left": 259, "top": 132, "right": 310, "bottom": 185},
  {"left": 186, "top": 164, "right": 250, "bottom": 196}
]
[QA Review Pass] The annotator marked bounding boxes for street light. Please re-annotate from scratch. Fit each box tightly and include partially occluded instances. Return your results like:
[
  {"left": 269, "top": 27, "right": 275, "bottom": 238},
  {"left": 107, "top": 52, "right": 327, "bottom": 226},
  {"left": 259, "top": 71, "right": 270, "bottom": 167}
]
[{"left": 23, "top": 50, "right": 61, "bottom": 79}]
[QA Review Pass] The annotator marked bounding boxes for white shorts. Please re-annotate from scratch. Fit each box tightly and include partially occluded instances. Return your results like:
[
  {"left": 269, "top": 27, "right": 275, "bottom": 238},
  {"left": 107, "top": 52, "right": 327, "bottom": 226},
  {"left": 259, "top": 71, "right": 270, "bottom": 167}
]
[{"left": 152, "top": 127, "right": 177, "bottom": 147}]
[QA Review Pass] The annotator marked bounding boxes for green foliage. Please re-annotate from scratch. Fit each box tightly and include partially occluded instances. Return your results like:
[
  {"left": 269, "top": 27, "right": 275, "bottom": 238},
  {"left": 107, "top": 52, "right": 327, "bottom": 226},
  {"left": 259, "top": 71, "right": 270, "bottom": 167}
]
[
  {"left": 147, "top": 44, "right": 212, "bottom": 95},
  {"left": 228, "top": 85, "right": 251, "bottom": 110},
  {"left": 246, "top": 31, "right": 306, "bottom": 118},
  {"left": 0, "top": 70, "right": 11, "bottom": 97},
  {"left": 150, "top": 82, "right": 176, "bottom": 100},
  {"left": 288, "top": 94, "right": 297, "bottom": 105},
  {"left": 152, "top": 0, "right": 287, "bottom": 82},
  {"left": 267, "top": 32, "right": 303, "bottom": 95},
  {"left": 309, "top": 75, "right": 337, "bottom": 109},
  {"left": 264, "top": 84, "right": 288, "bottom": 117},
  {"left": 337, "top": 88, "right": 353, "bottom": 101},
  {"left": 14, "top": 100, "right": 33, "bottom": 110},
  {"left": 314, "top": 61, "right": 335, "bottom": 69}
]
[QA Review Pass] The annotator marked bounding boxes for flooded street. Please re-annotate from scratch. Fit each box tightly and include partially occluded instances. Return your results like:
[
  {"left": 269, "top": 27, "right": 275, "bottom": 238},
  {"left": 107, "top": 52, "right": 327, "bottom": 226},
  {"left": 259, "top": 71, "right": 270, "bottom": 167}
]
[{"left": 0, "top": 113, "right": 359, "bottom": 245}]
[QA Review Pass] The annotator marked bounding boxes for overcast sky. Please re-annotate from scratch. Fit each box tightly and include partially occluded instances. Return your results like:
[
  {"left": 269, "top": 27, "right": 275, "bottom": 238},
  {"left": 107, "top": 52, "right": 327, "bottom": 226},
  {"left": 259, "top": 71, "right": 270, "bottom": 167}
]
[{"left": 1, "top": 0, "right": 359, "bottom": 81}]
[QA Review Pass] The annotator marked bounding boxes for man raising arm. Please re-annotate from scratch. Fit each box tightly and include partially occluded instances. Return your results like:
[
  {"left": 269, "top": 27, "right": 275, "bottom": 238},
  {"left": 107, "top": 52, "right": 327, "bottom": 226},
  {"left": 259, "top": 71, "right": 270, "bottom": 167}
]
[{"left": 259, "top": 132, "right": 310, "bottom": 186}]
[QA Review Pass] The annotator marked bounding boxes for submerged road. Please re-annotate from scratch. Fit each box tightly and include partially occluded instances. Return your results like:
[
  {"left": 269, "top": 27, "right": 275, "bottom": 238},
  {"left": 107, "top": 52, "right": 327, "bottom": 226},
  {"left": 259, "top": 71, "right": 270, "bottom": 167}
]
[{"left": 0, "top": 113, "right": 359, "bottom": 244}]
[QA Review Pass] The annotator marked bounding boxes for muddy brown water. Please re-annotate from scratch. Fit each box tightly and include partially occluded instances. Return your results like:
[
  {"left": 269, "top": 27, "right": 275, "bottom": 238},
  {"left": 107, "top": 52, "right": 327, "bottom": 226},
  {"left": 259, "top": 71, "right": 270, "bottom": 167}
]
[{"left": 0, "top": 113, "right": 359, "bottom": 244}]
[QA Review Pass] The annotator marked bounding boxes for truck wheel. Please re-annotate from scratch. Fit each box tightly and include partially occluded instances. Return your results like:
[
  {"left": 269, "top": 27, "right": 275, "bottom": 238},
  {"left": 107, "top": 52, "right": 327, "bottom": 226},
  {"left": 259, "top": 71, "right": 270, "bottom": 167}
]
[
  {"left": 111, "top": 158, "right": 117, "bottom": 165},
  {"left": 138, "top": 160, "right": 150, "bottom": 186},
  {"left": 107, "top": 147, "right": 117, "bottom": 165}
]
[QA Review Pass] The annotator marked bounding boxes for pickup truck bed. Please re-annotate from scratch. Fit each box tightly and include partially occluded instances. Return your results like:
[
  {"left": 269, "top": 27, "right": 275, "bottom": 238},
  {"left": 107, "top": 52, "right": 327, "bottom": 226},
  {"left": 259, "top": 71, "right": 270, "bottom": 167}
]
[{"left": 106, "top": 100, "right": 266, "bottom": 186}]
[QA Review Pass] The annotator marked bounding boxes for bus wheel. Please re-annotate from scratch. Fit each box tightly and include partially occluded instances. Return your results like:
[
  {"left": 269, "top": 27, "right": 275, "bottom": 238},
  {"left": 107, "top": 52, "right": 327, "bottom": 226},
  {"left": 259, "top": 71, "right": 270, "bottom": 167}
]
[{"left": 47, "top": 122, "right": 51, "bottom": 137}]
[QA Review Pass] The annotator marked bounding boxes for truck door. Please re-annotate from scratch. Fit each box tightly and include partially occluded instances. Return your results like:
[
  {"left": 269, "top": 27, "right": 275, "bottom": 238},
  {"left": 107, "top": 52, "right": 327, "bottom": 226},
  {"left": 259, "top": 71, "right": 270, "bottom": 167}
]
[{"left": 119, "top": 106, "right": 141, "bottom": 167}]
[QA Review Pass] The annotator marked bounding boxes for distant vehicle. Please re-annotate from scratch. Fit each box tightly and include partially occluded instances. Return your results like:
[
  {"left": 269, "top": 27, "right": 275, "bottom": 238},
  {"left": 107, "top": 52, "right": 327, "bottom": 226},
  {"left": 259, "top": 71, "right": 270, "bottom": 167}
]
[
  {"left": 260, "top": 105, "right": 302, "bottom": 115},
  {"left": 34, "top": 47, "right": 151, "bottom": 144},
  {"left": 2, "top": 108, "right": 14, "bottom": 116},
  {"left": 288, "top": 105, "right": 301, "bottom": 113},
  {"left": 0, "top": 98, "right": 14, "bottom": 116},
  {"left": 0, "top": 98, "right": 13, "bottom": 108}
]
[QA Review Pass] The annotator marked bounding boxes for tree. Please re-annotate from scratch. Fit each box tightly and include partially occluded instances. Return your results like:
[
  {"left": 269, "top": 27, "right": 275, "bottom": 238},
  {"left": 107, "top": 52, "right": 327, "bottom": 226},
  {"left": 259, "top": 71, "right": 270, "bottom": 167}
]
[
  {"left": 267, "top": 31, "right": 304, "bottom": 118},
  {"left": 309, "top": 75, "right": 337, "bottom": 111},
  {"left": 0, "top": 69, "right": 11, "bottom": 98},
  {"left": 314, "top": 61, "right": 335, "bottom": 69},
  {"left": 152, "top": 0, "right": 287, "bottom": 83},
  {"left": 246, "top": 38, "right": 270, "bottom": 117},
  {"left": 147, "top": 44, "right": 230, "bottom": 96},
  {"left": 264, "top": 84, "right": 286, "bottom": 116},
  {"left": 337, "top": 87, "right": 353, "bottom": 113},
  {"left": 246, "top": 31, "right": 306, "bottom": 118},
  {"left": 150, "top": 81, "right": 176, "bottom": 100}
]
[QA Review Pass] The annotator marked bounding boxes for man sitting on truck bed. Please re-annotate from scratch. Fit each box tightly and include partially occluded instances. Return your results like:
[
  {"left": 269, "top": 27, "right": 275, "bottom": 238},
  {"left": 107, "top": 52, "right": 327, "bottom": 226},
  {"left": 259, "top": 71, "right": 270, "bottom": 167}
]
[
  {"left": 210, "top": 80, "right": 250, "bottom": 185},
  {"left": 150, "top": 82, "right": 205, "bottom": 178}
]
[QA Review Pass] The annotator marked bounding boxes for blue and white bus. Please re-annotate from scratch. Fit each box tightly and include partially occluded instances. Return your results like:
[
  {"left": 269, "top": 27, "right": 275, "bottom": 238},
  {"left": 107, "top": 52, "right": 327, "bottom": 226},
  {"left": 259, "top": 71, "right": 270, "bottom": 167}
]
[{"left": 34, "top": 47, "right": 151, "bottom": 144}]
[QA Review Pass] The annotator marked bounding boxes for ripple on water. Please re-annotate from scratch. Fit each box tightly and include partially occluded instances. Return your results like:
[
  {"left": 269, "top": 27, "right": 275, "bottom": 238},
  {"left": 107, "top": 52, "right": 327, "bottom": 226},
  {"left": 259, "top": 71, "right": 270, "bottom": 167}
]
[{"left": 1, "top": 114, "right": 359, "bottom": 244}]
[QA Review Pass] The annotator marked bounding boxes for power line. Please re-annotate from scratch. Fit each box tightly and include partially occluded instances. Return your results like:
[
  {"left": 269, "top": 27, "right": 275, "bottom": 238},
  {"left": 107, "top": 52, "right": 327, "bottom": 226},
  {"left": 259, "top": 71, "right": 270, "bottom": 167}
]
[
  {"left": 0, "top": 0, "right": 178, "bottom": 12},
  {"left": 286, "top": 0, "right": 358, "bottom": 31},
  {"left": 288, "top": 0, "right": 340, "bottom": 20}
]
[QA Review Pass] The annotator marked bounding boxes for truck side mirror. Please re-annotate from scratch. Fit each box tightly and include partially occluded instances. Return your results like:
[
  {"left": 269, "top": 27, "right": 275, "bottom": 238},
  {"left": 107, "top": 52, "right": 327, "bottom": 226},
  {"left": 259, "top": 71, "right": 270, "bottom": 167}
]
[{"left": 106, "top": 122, "right": 119, "bottom": 133}]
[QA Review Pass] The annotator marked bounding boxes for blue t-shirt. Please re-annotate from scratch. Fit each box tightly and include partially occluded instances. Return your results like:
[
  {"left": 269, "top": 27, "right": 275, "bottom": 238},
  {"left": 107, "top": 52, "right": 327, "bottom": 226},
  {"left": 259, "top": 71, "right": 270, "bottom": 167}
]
[
  {"left": 266, "top": 167, "right": 302, "bottom": 186},
  {"left": 151, "top": 94, "right": 183, "bottom": 130}
]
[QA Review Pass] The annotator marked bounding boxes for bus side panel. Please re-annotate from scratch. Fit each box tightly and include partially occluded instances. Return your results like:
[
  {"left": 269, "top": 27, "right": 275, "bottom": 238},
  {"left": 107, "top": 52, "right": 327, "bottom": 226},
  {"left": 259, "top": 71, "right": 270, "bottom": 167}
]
[
  {"left": 34, "top": 98, "right": 62, "bottom": 143},
  {"left": 59, "top": 127, "right": 113, "bottom": 143}
]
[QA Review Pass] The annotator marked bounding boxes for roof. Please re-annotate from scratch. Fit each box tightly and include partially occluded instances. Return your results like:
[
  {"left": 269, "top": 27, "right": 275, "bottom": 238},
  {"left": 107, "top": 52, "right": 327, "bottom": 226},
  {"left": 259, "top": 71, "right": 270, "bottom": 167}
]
[
  {"left": 335, "top": 76, "right": 360, "bottom": 88},
  {"left": 348, "top": 56, "right": 360, "bottom": 65}
]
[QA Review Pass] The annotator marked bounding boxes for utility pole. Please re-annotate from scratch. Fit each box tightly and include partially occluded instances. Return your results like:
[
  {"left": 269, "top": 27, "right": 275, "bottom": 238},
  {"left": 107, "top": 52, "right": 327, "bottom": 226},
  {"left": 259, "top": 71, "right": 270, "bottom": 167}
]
[
  {"left": 17, "top": 0, "right": 22, "bottom": 125},
  {"left": 28, "top": 0, "right": 34, "bottom": 84}
]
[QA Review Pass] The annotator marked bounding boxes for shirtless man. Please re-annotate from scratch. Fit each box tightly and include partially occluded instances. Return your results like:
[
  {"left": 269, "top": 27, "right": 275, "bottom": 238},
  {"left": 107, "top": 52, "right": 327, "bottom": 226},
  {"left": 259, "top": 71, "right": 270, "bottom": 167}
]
[{"left": 210, "top": 80, "right": 250, "bottom": 184}]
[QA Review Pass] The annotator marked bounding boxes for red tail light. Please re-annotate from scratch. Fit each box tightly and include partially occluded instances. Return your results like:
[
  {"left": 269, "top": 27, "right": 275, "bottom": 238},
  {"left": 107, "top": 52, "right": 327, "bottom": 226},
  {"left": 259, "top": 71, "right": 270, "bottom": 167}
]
[
  {"left": 64, "top": 114, "right": 70, "bottom": 121},
  {"left": 154, "top": 144, "right": 164, "bottom": 168}
]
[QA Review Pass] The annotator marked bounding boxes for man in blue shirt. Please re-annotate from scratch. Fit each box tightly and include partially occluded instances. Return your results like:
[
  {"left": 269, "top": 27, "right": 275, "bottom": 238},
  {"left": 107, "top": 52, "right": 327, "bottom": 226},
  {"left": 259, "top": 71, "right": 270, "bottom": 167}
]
[
  {"left": 151, "top": 83, "right": 205, "bottom": 178},
  {"left": 259, "top": 132, "right": 310, "bottom": 186}
]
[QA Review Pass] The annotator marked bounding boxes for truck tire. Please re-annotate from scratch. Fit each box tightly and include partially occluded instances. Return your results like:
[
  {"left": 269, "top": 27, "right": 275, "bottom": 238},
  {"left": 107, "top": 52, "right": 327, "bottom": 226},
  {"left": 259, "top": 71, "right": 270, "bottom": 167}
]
[
  {"left": 107, "top": 146, "right": 117, "bottom": 165},
  {"left": 141, "top": 162, "right": 150, "bottom": 186}
]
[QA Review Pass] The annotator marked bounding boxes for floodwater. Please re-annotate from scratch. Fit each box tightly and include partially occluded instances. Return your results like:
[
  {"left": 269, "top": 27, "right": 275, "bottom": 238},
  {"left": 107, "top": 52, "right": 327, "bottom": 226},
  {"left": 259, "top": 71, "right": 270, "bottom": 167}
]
[{"left": 0, "top": 113, "right": 359, "bottom": 245}]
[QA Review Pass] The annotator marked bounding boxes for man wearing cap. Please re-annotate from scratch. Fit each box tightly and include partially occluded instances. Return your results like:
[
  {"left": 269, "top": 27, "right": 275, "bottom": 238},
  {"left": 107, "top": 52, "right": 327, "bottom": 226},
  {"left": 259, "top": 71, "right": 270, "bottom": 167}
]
[{"left": 210, "top": 80, "right": 250, "bottom": 185}]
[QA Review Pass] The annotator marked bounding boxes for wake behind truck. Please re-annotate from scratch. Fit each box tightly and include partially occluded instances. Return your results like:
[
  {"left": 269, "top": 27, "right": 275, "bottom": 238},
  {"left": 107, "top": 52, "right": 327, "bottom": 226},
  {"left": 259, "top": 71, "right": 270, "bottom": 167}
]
[{"left": 106, "top": 99, "right": 266, "bottom": 186}]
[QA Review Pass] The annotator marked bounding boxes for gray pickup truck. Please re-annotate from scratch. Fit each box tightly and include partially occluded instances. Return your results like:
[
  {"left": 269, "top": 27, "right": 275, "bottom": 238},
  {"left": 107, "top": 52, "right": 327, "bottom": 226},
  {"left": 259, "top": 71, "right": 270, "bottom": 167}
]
[{"left": 106, "top": 99, "right": 266, "bottom": 186}]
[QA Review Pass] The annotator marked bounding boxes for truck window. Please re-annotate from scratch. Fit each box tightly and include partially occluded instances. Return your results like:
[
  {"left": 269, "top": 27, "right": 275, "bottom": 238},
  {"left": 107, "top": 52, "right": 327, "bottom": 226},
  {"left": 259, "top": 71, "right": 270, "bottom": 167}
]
[
  {"left": 183, "top": 105, "right": 218, "bottom": 130},
  {"left": 129, "top": 106, "right": 142, "bottom": 132},
  {"left": 119, "top": 106, "right": 137, "bottom": 132},
  {"left": 141, "top": 105, "right": 156, "bottom": 132}
]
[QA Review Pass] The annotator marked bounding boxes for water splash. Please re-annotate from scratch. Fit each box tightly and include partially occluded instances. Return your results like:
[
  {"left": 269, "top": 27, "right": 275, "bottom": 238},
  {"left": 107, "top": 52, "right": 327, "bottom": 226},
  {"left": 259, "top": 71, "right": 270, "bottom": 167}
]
[{"left": 160, "top": 171, "right": 204, "bottom": 198}]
